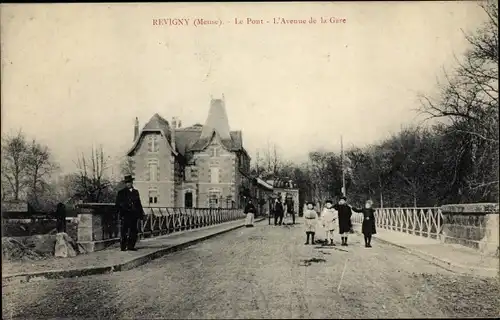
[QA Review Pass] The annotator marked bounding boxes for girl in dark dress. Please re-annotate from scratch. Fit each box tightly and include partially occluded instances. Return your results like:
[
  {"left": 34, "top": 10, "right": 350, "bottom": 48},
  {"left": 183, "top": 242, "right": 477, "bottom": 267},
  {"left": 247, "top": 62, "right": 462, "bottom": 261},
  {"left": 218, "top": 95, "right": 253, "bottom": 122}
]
[{"left": 351, "top": 200, "right": 377, "bottom": 248}]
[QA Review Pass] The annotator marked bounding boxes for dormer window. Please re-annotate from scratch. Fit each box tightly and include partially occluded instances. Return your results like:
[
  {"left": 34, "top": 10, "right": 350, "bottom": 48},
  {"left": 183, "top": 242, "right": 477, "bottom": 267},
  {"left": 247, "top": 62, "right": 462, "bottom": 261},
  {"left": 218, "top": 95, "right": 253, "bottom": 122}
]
[
  {"left": 210, "top": 146, "right": 220, "bottom": 157},
  {"left": 148, "top": 135, "right": 159, "bottom": 153}
]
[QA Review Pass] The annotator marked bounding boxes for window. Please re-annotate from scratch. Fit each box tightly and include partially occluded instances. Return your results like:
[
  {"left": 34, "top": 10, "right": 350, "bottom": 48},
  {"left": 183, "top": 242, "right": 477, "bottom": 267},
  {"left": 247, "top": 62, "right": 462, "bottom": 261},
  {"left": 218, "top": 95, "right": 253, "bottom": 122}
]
[
  {"left": 209, "top": 194, "right": 219, "bottom": 208},
  {"left": 147, "top": 135, "right": 159, "bottom": 153},
  {"left": 148, "top": 188, "right": 158, "bottom": 204},
  {"left": 226, "top": 196, "right": 233, "bottom": 209},
  {"left": 148, "top": 160, "right": 159, "bottom": 181},
  {"left": 210, "top": 167, "right": 220, "bottom": 184},
  {"left": 210, "top": 147, "right": 219, "bottom": 157},
  {"left": 184, "top": 191, "right": 193, "bottom": 208}
]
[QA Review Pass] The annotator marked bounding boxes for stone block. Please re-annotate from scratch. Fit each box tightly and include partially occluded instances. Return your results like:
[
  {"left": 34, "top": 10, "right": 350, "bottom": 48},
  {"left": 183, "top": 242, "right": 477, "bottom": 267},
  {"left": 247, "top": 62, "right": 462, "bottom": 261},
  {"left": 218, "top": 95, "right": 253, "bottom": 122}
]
[{"left": 54, "top": 233, "right": 78, "bottom": 258}]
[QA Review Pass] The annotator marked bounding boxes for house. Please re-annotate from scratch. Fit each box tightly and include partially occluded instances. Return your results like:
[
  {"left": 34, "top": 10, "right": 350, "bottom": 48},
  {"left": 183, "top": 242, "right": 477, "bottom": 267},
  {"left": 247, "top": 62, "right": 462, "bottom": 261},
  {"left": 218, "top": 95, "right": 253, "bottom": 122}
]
[{"left": 126, "top": 95, "right": 253, "bottom": 209}]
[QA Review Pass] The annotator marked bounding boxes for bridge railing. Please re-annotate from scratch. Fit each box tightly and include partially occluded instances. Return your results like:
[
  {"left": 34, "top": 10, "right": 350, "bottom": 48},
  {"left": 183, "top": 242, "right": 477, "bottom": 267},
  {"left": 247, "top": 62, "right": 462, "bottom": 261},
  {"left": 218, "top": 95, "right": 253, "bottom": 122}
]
[
  {"left": 76, "top": 204, "right": 245, "bottom": 252},
  {"left": 352, "top": 207, "right": 443, "bottom": 239},
  {"left": 140, "top": 207, "right": 244, "bottom": 239}
]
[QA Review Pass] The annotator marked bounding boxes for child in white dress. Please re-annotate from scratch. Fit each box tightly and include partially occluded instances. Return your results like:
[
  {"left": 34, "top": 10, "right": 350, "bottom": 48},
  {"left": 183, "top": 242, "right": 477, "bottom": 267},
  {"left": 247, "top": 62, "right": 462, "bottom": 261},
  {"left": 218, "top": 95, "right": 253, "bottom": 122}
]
[
  {"left": 321, "top": 200, "right": 338, "bottom": 246},
  {"left": 303, "top": 201, "right": 318, "bottom": 245}
]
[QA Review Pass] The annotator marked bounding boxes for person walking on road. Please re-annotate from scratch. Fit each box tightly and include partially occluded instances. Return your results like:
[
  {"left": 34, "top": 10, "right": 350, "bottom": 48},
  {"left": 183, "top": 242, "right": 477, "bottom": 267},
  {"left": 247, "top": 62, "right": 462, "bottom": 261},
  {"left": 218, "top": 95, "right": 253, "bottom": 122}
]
[
  {"left": 321, "top": 200, "right": 338, "bottom": 246},
  {"left": 285, "top": 195, "right": 295, "bottom": 225},
  {"left": 244, "top": 198, "right": 257, "bottom": 227},
  {"left": 268, "top": 196, "right": 274, "bottom": 225},
  {"left": 334, "top": 196, "right": 353, "bottom": 246},
  {"left": 115, "top": 175, "right": 145, "bottom": 251},
  {"left": 274, "top": 197, "right": 284, "bottom": 226},
  {"left": 303, "top": 201, "right": 318, "bottom": 245},
  {"left": 352, "top": 199, "right": 377, "bottom": 248}
]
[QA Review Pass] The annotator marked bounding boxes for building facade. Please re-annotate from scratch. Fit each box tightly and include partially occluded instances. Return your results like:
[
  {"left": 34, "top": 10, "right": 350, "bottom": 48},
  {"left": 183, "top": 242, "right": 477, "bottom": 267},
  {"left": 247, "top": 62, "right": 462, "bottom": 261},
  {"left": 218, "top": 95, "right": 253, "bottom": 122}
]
[{"left": 126, "top": 96, "right": 253, "bottom": 209}]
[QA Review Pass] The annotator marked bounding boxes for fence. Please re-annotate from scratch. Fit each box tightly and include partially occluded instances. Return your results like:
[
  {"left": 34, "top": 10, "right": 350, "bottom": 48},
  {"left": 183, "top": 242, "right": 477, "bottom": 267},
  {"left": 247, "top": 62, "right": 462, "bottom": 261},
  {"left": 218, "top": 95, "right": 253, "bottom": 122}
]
[
  {"left": 139, "top": 207, "right": 244, "bottom": 239},
  {"left": 352, "top": 207, "right": 443, "bottom": 239},
  {"left": 76, "top": 204, "right": 245, "bottom": 252}
]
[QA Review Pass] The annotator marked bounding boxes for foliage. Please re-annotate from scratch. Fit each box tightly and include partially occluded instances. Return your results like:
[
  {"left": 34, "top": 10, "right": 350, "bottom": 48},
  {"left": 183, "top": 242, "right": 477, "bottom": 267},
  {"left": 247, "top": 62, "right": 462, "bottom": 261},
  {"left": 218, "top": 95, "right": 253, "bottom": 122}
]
[{"left": 248, "top": 2, "right": 498, "bottom": 207}]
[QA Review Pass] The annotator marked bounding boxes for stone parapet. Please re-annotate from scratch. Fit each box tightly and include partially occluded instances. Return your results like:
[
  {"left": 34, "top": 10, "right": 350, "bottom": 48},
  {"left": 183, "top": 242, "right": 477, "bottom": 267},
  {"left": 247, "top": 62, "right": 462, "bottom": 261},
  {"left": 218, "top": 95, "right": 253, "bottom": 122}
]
[{"left": 440, "top": 203, "right": 499, "bottom": 257}]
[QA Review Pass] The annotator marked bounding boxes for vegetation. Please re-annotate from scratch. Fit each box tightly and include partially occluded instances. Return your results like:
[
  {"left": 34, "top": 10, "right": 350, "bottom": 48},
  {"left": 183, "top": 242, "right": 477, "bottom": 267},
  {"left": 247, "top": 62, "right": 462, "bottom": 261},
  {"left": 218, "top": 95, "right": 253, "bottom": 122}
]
[{"left": 253, "top": 1, "right": 498, "bottom": 208}]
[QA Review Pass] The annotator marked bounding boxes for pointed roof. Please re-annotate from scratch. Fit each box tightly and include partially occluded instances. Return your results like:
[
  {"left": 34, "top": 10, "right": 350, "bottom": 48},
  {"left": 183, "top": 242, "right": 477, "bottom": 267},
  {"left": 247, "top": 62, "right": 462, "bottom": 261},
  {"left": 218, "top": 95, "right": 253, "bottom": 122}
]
[
  {"left": 126, "top": 113, "right": 177, "bottom": 156},
  {"left": 200, "top": 98, "right": 231, "bottom": 140},
  {"left": 126, "top": 98, "right": 246, "bottom": 158},
  {"left": 143, "top": 113, "right": 171, "bottom": 136}
]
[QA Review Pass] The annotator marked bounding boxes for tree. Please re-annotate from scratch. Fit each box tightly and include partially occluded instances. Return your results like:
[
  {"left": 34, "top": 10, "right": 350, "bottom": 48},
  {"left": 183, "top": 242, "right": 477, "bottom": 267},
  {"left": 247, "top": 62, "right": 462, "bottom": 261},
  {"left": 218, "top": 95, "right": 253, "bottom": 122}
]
[
  {"left": 1, "top": 131, "right": 30, "bottom": 200},
  {"left": 308, "top": 151, "right": 343, "bottom": 202},
  {"left": 120, "top": 156, "right": 135, "bottom": 177},
  {"left": 25, "top": 139, "right": 59, "bottom": 208},
  {"left": 419, "top": 0, "right": 499, "bottom": 201},
  {"left": 73, "top": 145, "right": 115, "bottom": 203},
  {"left": 264, "top": 141, "right": 283, "bottom": 177}
]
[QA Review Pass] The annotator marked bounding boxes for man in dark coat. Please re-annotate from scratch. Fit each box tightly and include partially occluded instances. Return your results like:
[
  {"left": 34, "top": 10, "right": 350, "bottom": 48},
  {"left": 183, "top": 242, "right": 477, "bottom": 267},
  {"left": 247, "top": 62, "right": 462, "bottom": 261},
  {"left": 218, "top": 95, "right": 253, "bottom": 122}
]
[
  {"left": 268, "top": 197, "right": 274, "bottom": 225},
  {"left": 55, "top": 202, "right": 66, "bottom": 233},
  {"left": 274, "top": 198, "right": 284, "bottom": 226},
  {"left": 115, "top": 175, "right": 145, "bottom": 251},
  {"left": 333, "top": 195, "right": 353, "bottom": 246},
  {"left": 285, "top": 195, "right": 295, "bottom": 225}
]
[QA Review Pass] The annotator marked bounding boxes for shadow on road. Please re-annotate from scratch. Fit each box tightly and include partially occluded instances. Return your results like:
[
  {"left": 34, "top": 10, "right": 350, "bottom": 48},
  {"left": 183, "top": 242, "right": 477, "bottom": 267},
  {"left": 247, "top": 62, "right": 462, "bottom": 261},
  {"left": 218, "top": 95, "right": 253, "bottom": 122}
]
[
  {"left": 299, "top": 258, "right": 327, "bottom": 267},
  {"left": 313, "top": 246, "right": 349, "bottom": 253}
]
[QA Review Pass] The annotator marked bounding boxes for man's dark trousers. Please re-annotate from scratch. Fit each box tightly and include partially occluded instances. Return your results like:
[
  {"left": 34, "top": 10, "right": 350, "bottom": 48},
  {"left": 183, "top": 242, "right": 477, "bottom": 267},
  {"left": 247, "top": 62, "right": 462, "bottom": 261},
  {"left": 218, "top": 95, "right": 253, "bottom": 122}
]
[
  {"left": 274, "top": 213, "right": 283, "bottom": 225},
  {"left": 121, "top": 217, "right": 139, "bottom": 250},
  {"left": 290, "top": 212, "right": 295, "bottom": 224}
]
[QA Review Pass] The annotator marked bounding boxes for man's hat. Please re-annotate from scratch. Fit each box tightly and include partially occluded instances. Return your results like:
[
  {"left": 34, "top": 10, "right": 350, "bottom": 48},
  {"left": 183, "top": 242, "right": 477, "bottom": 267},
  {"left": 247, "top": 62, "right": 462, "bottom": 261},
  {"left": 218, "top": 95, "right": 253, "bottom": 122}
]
[
  {"left": 306, "top": 201, "right": 315, "bottom": 206},
  {"left": 340, "top": 195, "right": 347, "bottom": 201},
  {"left": 325, "top": 199, "right": 333, "bottom": 204},
  {"left": 123, "top": 175, "right": 134, "bottom": 183}
]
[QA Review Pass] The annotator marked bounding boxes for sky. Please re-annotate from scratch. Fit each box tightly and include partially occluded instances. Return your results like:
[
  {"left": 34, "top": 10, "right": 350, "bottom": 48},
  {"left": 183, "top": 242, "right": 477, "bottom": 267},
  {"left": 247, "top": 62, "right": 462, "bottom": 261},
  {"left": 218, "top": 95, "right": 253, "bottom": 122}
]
[{"left": 1, "top": 2, "right": 488, "bottom": 175}]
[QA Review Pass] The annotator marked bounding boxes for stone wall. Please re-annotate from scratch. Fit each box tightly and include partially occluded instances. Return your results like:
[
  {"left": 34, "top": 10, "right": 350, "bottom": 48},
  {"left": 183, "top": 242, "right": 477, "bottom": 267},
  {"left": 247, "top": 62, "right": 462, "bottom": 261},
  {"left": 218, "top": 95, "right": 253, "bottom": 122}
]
[
  {"left": 440, "top": 203, "right": 499, "bottom": 257},
  {"left": 77, "top": 203, "right": 119, "bottom": 253}
]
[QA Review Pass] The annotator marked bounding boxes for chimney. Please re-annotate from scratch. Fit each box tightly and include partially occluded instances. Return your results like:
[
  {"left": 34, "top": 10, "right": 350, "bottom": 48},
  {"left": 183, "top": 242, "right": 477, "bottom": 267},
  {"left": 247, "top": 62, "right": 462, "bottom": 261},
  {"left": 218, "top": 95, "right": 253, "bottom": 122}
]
[
  {"left": 171, "top": 117, "right": 177, "bottom": 151},
  {"left": 178, "top": 120, "right": 182, "bottom": 128},
  {"left": 134, "top": 117, "right": 139, "bottom": 141}
]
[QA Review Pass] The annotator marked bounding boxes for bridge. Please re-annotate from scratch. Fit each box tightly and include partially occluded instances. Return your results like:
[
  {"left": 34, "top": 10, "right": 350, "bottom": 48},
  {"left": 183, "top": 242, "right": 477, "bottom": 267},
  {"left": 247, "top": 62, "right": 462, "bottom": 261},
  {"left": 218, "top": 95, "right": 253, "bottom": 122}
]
[{"left": 2, "top": 202, "right": 499, "bottom": 319}]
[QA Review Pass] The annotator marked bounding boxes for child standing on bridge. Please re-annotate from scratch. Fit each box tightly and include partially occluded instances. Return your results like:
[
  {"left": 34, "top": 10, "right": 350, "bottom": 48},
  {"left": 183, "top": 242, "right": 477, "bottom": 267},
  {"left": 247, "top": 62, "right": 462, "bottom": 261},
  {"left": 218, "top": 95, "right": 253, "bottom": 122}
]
[
  {"left": 321, "top": 200, "right": 338, "bottom": 246},
  {"left": 351, "top": 200, "right": 377, "bottom": 248},
  {"left": 303, "top": 201, "right": 318, "bottom": 245}
]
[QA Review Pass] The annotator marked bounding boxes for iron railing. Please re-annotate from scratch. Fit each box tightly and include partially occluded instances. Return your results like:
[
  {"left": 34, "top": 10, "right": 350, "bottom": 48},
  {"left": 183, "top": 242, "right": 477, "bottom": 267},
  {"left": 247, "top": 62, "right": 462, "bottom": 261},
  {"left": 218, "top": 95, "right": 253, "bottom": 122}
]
[
  {"left": 139, "top": 207, "right": 245, "bottom": 239},
  {"left": 352, "top": 207, "right": 443, "bottom": 239},
  {"left": 77, "top": 204, "right": 245, "bottom": 242}
]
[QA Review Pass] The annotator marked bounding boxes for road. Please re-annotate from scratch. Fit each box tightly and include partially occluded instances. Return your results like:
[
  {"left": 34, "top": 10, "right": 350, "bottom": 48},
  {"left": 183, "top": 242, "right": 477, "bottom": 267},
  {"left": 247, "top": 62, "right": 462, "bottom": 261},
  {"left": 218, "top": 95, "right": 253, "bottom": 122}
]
[{"left": 3, "top": 219, "right": 499, "bottom": 319}]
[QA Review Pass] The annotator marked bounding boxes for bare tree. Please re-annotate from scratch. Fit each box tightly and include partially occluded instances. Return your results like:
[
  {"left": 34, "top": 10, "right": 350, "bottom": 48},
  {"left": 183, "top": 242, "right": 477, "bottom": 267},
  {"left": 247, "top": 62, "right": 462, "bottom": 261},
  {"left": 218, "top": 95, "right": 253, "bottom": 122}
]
[
  {"left": 25, "top": 139, "right": 59, "bottom": 206},
  {"left": 120, "top": 156, "right": 135, "bottom": 177},
  {"left": 419, "top": 0, "right": 499, "bottom": 144},
  {"left": 263, "top": 141, "right": 282, "bottom": 177},
  {"left": 1, "top": 131, "right": 30, "bottom": 200},
  {"left": 418, "top": 0, "right": 499, "bottom": 199},
  {"left": 73, "top": 145, "right": 114, "bottom": 203}
]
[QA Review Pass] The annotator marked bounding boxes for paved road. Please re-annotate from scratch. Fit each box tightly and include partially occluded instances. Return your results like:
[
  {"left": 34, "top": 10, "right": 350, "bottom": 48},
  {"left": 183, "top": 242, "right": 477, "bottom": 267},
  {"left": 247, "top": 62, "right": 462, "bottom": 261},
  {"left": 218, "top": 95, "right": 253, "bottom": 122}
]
[{"left": 3, "top": 219, "right": 499, "bottom": 319}]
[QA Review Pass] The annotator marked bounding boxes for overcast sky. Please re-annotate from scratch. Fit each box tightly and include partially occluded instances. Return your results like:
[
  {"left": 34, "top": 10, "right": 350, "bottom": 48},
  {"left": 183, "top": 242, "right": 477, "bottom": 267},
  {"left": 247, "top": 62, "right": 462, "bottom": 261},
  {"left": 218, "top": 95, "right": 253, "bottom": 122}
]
[{"left": 1, "top": 2, "right": 488, "bottom": 175}]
